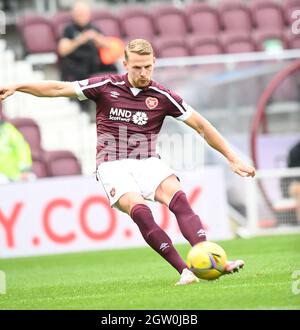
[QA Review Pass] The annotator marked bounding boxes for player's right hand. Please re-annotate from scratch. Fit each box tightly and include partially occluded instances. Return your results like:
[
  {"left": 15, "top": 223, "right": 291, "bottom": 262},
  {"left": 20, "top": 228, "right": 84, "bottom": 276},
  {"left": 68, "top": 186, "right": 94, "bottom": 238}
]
[
  {"left": 229, "top": 159, "right": 256, "bottom": 178},
  {"left": 0, "top": 86, "right": 15, "bottom": 101}
]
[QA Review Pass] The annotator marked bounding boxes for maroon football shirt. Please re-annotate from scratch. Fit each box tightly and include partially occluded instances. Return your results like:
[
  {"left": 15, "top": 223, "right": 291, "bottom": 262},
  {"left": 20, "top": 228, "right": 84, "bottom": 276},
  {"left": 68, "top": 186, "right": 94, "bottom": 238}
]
[{"left": 73, "top": 73, "right": 193, "bottom": 166}]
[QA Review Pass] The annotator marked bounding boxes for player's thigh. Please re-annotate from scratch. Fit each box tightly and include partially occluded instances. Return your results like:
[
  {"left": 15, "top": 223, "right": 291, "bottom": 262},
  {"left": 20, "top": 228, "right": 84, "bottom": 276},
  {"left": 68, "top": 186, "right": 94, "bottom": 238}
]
[
  {"left": 134, "top": 157, "right": 176, "bottom": 201},
  {"left": 116, "top": 192, "right": 147, "bottom": 215},
  {"left": 154, "top": 174, "right": 181, "bottom": 206},
  {"left": 97, "top": 160, "right": 141, "bottom": 208}
]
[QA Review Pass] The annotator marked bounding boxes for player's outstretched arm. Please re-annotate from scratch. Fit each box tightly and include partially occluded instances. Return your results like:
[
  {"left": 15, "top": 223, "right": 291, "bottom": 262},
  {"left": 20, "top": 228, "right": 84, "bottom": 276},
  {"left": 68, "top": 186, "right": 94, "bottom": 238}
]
[
  {"left": 184, "top": 110, "right": 256, "bottom": 178},
  {"left": 0, "top": 81, "right": 77, "bottom": 101}
]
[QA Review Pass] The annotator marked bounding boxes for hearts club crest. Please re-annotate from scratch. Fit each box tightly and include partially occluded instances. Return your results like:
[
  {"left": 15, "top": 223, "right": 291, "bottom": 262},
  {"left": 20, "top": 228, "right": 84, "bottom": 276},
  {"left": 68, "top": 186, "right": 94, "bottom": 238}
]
[{"left": 145, "top": 97, "right": 158, "bottom": 110}]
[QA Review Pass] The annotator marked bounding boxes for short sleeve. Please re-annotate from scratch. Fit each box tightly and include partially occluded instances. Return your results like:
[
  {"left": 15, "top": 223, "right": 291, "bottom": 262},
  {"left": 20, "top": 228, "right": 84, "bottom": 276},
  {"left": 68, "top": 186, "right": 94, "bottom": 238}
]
[
  {"left": 72, "top": 76, "right": 110, "bottom": 101},
  {"left": 165, "top": 90, "right": 194, "bottom": 121}
]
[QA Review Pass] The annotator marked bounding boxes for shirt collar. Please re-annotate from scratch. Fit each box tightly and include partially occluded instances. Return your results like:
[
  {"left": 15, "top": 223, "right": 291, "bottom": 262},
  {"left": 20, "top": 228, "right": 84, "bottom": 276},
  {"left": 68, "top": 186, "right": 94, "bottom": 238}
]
[{"left": 123, "top": 74, "right": 153, "bottom": 96}]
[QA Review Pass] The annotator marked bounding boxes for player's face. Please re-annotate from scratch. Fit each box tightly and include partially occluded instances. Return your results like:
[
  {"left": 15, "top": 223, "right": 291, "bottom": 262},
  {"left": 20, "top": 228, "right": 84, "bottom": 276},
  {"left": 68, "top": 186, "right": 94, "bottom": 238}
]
[{"left": 123, "top": 53, "right": 155, "bottom": 88}]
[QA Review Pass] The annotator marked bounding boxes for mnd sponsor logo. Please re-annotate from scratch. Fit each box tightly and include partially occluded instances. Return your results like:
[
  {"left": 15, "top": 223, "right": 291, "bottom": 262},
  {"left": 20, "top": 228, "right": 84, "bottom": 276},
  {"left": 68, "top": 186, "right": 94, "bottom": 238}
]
[
  {"left": 109, "top": 108, "right": 148, "bottom": 125},
  {"left": 0, "top": 10, "right": 6, "bottom": 35},
  {"left": 109, "top": 108, "right": 132, "bottom": 122}
]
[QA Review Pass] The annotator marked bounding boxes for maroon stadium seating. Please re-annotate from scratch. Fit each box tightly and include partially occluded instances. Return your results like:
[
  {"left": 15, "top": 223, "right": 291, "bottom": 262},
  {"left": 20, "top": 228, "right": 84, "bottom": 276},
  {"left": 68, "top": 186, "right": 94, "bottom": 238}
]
[
  {"left": 151, "top": 4, "right": 189, "bottom": 38},
  {"left": 153, "top": 37, "right": 190, "bottom": 58},
  {"left": 187, "top": 35, "right": 223, "bottom": 56},
  {"left": 91, "top": 9, "right": 122, "bottom": 37},
  {"left": 15, "top": 1, "right": 299, "bottom": 61},
  {"left": 17, "top": 15, "right": 56, "bottom": 54},
  {"left": 185, "top": 2, "right": 220, "bottom": 37},
  {"left": 50, "top": 11, "right": 72, "bottom": 40},
  {"left": 254, "top": 29, "right": 288, "bottom": 51},
  {"left": 118, "top": 6, "right": 156, "bottom": 42},
  {"left": 283, "top": 0, "right": 300, "bottom": 25},
  {"left": 286, "top": 30, "right": 300, "bottom": 48},
  {"left": 9, "top": 117, "right": 81, "bottom": 178},
  {"left": 31, "top": 154, "right": 48, "bottom": 178},
  {"left": 9, "top": 117, "right": 43, "bottom": 154},
  {"left": 9, "top": 117, "right": 48, "bottom": 178},
  {"left": 221, "top": 31, "right": 257, "bottom": 53},
  {"left": 44, "top": 150, "right": 82, "bottom": 177},
  {"left": 251, "top": 0, "right": 285, "bottom": 31},
  {"left": 218, "top": 0, "right": 253, "bottom": 33}
]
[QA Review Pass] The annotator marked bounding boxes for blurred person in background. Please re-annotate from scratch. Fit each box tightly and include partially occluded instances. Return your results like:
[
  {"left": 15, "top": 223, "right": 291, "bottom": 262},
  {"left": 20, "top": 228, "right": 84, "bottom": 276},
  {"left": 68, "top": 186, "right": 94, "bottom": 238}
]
[
  {"left": 0, "top": 112, "right": 34, "bottom": 184},
  {"left": 58, "top": 0, "right": 117, "bottom": 81},
  {"left": 0, "top": 39, "right": 255, "bottom": 285},
  {"left": 58, "top": 1, "right": 117, "bottom": 113},
  {"left": 58, "top": 1, "right": 118, "bottom": 115},
  {"left": 287, "top": 141, "right": 300, "bottom": 224}
]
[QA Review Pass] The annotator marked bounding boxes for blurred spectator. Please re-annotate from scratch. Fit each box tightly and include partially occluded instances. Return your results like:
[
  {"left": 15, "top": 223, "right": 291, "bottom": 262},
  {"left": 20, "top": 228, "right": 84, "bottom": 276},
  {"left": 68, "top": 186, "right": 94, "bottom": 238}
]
[
  {"left": 0, "top": 115, "right": 35, "bottom": 184},
  {"left": 57, "top": 1, "right": 117, "bottom": 82},
  {"left": 288, "top": 141, "right": 300, "bottom": 169},
  {"left": 57, "top": 1, "right": 118, "bottom": 117},
  {"left": 287, "top": 141, "right": 300, "bottom": 224}
]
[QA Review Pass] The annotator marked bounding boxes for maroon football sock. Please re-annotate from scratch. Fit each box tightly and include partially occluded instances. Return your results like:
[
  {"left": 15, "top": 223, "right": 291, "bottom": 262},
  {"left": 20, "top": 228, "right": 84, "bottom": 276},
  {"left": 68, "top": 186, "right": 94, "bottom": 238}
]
[
  {"left": 169, "top": 190, "right": 207, "bottom": 246},
  {"left": 130, "top": 204, "right": 187, "bottom": 274}
]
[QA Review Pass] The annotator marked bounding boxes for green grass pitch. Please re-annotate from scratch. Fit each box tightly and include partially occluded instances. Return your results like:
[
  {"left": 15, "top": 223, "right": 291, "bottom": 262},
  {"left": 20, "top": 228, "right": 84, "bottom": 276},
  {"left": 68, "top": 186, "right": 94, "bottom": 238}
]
[{"left": 0, "top": 234, "right": 299, "bottom": 310}]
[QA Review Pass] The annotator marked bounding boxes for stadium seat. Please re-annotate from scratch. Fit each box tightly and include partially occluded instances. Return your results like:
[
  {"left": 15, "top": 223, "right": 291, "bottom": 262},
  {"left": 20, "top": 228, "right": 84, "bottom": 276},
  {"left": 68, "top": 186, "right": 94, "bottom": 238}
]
[
  {"left": 185, "top": 2, "right": 220, "bottom": 37},
  {"left": 151, "top": 4, "right": 189, "bottom": 38},
  {"left": 218, "top": 0, "right": 253, "bottom": 33},
  {"left": 44, "top": 150, "right": 82, "bottom": 177},
  {"left": 9, "top": 117, "right": 43, "bottom": 154},
  {"left": 17, "top": 15, "right": 56, "bottom": 54},
  {"left": 51, "top": 11, "right": 72, "bottom": 40},
  {"left": 254, "top": 29, "right": 288, "bottom": 51},
  {"left": 283, "top": 0, "right": 300, "bottom": 25},
  {"left": 8, "top": 117, "right": 48, "bottom": 178},
  {"left": 153, "top": 37, "right": 190, "bottom": 58},
  {"left": 187, "top": 35, "right": 223, "bottom": 56},
  {"left": 118, "top": 6, "right": 156, "bottom": 42},
  {"left": 251, "top": 0, "right": 286, "bottom": 31},
  {"left": 286, "top": 30, "right": 300, "bottom": 48},
  {"left": 91, "top": 9, "right": 122, "bottom": 38},
  {"left": 8, "top": 117, "right": 82, "bottom": 178},
  {"left": 221, "top": 31, "right": 256, "bottom": 53},
  {"left": 32, "top": 154, "right": 48, "bottom": 178}
]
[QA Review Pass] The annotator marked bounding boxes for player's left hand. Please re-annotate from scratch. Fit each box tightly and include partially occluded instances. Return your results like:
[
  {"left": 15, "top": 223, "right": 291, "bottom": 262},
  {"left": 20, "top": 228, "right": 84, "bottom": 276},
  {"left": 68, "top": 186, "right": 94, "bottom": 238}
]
[{"left": 229, "top": 160, "right": 256, "bottom": 177}]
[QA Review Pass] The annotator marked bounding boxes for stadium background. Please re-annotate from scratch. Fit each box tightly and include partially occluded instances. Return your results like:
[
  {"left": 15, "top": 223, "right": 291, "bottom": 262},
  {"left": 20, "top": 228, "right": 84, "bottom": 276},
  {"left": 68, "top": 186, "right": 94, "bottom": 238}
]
[{"left": 0, "top": 0, "right": 300, "bottom": 310}]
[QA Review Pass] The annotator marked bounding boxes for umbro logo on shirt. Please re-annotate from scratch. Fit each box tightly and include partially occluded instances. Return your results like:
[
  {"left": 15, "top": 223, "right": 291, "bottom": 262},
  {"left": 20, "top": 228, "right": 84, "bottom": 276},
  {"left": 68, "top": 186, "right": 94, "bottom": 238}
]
[{"left": 110, "top": 91, "right": 120, "bottom": 99}]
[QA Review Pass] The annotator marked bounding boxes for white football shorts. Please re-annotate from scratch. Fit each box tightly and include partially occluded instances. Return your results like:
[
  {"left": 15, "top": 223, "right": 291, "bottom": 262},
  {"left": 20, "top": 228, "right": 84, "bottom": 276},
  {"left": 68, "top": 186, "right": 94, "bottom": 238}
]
[{"left": 96, "top": 157, "right": 175, "bottom": 207}]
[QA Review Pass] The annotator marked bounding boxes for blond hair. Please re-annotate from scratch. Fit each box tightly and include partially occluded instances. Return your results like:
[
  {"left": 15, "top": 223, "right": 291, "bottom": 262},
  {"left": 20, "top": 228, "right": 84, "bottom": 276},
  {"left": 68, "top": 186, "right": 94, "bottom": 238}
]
[{"left": 124, "top": 39, "right": 154, "bottom": 61}]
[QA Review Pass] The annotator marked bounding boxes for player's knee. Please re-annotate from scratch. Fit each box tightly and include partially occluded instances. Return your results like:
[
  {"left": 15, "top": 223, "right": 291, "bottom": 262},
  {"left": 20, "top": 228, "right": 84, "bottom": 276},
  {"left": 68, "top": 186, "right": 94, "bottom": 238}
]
[
  {"left": 117, "top": 193, "right": 146, "bottom": 215},
  {"left": 155, "top": 175, "right": 181, "bottom": 205}
]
